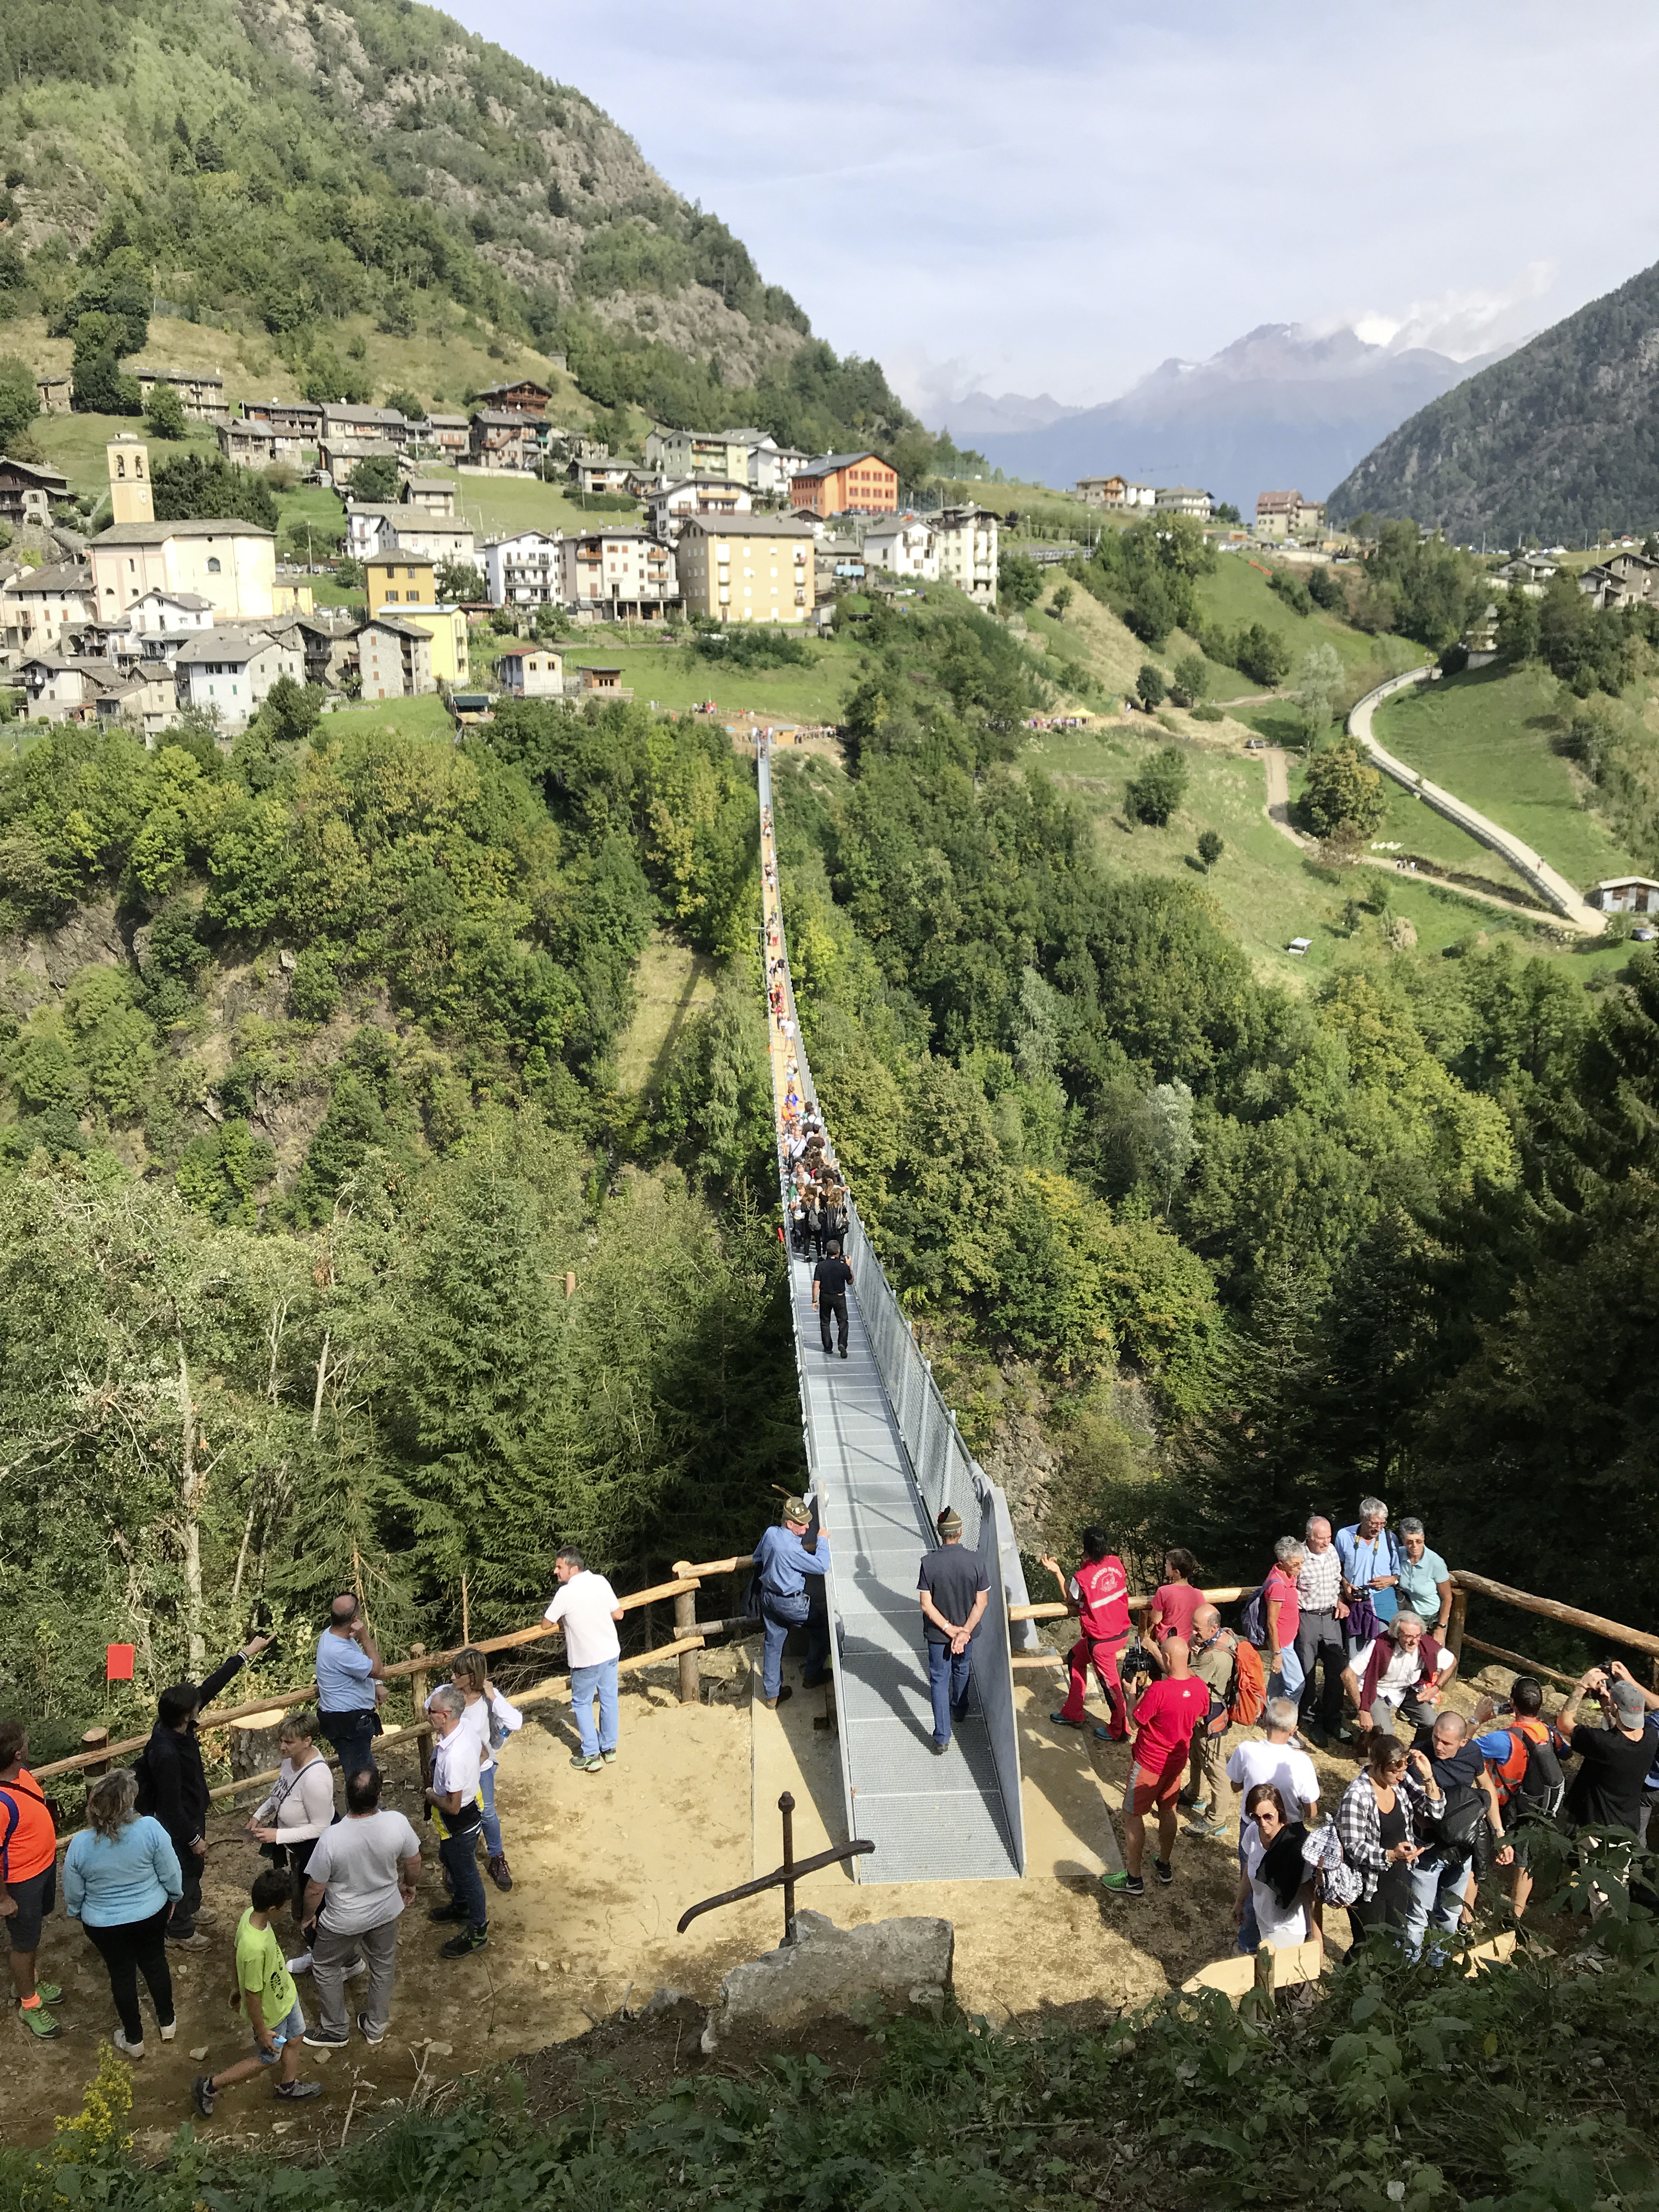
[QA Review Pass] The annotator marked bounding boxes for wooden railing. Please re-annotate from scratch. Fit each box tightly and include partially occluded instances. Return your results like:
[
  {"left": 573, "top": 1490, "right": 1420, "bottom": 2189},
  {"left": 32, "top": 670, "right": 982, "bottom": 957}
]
[
  {"left": 1446, "top": 1571, "right": 1659, "bottom": 1692},
  {"left": 36, "top": 1560, "right": 761, "bottom": 1793}
]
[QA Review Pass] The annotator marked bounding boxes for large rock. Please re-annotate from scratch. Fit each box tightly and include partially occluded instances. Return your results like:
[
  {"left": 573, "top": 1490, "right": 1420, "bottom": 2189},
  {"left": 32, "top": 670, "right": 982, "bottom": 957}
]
[{"left": 701, "top": 1910, "right": 953, "bottom": 2052}]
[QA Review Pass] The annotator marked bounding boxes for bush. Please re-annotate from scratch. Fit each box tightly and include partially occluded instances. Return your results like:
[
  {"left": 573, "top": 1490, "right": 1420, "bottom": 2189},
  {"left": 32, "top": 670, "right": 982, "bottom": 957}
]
[
  {"left": 288, "top": 945, "right": 341, "bottom": 1024},
  {"left": 1234, "top": 622, "right": 1293, "bottom": 686},
  {"left": 1268, "top": 567, "right": 1313, "bottom": 617},
  {"left": 348, "top": 454, "right": 400, "bottom": 503},
  {"left": 1197, "top": 828, "right": 1223, "bottom": 868},
  {"left": 997, "top": 550, "right": 1042, "bottom": 610},
  {"left": 1169, "top": 652, "right": 1208, "bottom": 707},
  {"left": 0, "top": 352, "right": 35, "bottom": 448},
  {"left": 1136, "top": 662, "right": 1166, "bottom": 709},
  {"left": 1126, "top": 746, "right": 1188, "bottom": 826},
  {"left": 151, "top": 453, "right": 280, "bottom": 531},
  {"left": 1191, "top": 703, "right": 1223, "bottom": 723},
  {"left": 1439, "top": 640, "right": 1470, "bottom": 675},
  {"left": 1306, "top": 563, "right": 1345, "bottom": 611},
  {"left": 143, "top": 383, "right": 188, "bottom": 441},
  {"left": 71, "top": 351, "right": 141, "bottom": 415},
  {"left": 693, "top": 625, "right": 813, "bottom": 671}
]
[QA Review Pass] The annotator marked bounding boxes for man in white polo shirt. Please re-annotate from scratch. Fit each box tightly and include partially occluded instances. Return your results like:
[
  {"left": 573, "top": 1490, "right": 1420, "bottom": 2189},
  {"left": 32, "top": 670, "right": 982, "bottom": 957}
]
[{"left": 543, "top": 1548, "right": 625, "bottom": 1774}]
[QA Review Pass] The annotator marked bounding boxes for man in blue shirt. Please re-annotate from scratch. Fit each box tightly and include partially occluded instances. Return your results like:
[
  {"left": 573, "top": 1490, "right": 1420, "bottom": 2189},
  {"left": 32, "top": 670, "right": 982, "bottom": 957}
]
[
  {"left": 752, "top": 1497, "right": 831, "bottom": 1709},
  {"left": 1335, "top": 1498, "right": 1401, "bottom": 1652},
  {"left": 314, "top": 1596, "right": 386, "bottom": 1780}
]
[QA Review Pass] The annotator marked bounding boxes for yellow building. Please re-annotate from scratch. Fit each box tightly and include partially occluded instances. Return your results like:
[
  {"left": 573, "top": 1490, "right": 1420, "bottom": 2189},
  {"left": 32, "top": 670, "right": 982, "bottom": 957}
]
[
  {"left": 362, "top": 548, "right": 467, "bottom": 682},
  {"left": 106, "top": 433, "right": 154, "bottom": 526},
  {"left": 675, "top": 514, "right": 816, "bottom": 623}
]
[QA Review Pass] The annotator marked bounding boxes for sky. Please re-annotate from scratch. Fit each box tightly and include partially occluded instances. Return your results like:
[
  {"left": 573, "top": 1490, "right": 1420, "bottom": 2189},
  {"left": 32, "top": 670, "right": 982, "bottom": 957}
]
[{"left": 447, "top": 0, "right": 1659, "bottom": 424}]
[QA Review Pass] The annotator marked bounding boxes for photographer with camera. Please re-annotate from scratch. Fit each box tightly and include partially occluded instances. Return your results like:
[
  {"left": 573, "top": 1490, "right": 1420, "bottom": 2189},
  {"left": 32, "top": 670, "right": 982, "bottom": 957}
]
[{"left": 1552, "top": 1662, "right": 1659, "bottom": 1834}]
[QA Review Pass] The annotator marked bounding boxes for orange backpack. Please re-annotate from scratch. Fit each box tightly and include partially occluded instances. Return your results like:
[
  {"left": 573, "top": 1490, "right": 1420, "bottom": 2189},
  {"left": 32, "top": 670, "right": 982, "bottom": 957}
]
[{"left": 1203, "top": 1634, "right": 1267, "bottom": 1736}]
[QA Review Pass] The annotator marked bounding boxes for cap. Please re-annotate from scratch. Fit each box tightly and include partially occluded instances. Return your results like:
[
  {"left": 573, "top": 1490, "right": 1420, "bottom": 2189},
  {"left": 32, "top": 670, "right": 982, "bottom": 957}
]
[
  {"left": 1610, "top": 1678, "right": 1647, "bottom": 1719},
  {"left": 937, "top": 1508, "right": 963, "bottom": 1538},
  {"left": 781, "top": 1496, "right": 810, "bottom": 1522}
]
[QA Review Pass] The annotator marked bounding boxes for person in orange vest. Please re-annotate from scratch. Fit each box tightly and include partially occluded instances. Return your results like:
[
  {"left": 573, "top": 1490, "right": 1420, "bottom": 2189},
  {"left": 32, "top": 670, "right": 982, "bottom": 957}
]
[
  {"left": 1040, "top": 1530, "right": 1132, "bottom": 1741},
  {"left": 0, "top": 1720, "right": 63, "bottom": 2040}
]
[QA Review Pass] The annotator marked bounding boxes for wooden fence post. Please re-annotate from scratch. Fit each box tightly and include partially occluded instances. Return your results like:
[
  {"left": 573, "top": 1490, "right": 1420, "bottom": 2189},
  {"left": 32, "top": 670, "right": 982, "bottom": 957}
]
[
  {"left": 409, "top": 1641, "right": 432, "bottom": 1791},
  {"left": 674, "top": 1581, "right": 699, "bottom": 1704},
  {"left": 80, "top": 1726, "right": 109, "bottom": 1778},
  {"left": 1446, "top": 1587, "right": 1468, "bottom": 1666}
]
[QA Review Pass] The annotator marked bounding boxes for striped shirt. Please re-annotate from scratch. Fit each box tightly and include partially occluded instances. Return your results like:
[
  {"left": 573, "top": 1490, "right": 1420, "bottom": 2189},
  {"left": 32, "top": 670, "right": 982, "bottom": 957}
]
[{"left": 1297, "top": 1545, "right": 1342, "bottom": 1612}]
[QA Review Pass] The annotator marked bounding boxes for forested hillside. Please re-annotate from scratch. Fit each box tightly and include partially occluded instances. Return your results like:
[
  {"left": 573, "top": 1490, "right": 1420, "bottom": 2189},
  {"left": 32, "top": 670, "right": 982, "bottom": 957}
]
[
  {"left": 768, "top": 588, "right": 1657, "bottom": 1641},
  {"left": 0, "top": 0, "right": 921, "bottom": 449},
  {"left": 1329, "top": 252, "right": 1659, "bottom": 541},
  {"left": 0, "top": 698, "right": 795, "bottom": 1758}
]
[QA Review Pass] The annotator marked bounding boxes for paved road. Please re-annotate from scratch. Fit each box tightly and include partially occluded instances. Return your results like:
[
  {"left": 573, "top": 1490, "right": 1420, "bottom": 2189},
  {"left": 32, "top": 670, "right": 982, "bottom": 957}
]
[
  {"left": 1347, "top": 670, "right": 1605, "bottom": 935},
  {"left": 1258, "top": 746, "right": 1564, "bottom": 928}
]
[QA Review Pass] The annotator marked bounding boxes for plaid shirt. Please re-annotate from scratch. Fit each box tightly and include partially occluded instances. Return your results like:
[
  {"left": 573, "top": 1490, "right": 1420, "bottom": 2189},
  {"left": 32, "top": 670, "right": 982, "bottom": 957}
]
[
  {"left": 1335, "top": 1770, "right": 1443, "bottom": 1901},
  {"left": 1297, "top": 1545, "right": 1342, "bottom": 1612}
]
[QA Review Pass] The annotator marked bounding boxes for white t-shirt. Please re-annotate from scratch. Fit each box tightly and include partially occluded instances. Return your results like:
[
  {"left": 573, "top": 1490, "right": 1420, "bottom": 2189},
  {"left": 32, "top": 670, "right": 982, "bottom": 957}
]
[
  {"left": 1244, "top": 1824, "right": 1312, "bottom": 1948},
  {"left": 430, "top": 1724, "right": 483, "bottom": 1812},
  {"left": 1226, "top": 1736, "right": 1320, "bottom": 1817},
  {"left": 424, "top": 1686, "right": 522, "bottom": 1775},
  {"left": 304, "top": 1808, "right": 421, "bottom": 1935},
  {"left": 1351, "top": 1639, "right": 1455, "bottom": 1707},
  {"left": 544, "top": 1572, "right": 622, "bottom": 1668}
]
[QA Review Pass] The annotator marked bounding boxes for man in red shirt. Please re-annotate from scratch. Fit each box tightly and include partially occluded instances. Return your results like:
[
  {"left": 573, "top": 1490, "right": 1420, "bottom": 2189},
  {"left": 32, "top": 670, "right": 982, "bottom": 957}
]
[
  {"left": 0, "top": 1720, "right": 63, "bottom": 2040},
  {"left": 1102, "top": 1638, "right": 1210, "bottom": 1898},
  {"left": 1040, "top": 1531, "right": 1131, "bottom": 1741}
]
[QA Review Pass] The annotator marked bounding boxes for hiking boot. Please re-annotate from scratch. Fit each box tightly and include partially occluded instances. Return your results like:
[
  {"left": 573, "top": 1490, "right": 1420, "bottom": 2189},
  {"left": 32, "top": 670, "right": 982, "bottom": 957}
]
[
  {"left": 440, "top": 1926, "right": 488, "bottom": 1960},
  {"left": 1093, "top": 1725, "right": 1129, "bottom": 1742},
  {"left": 275, "top": 2080, "right": 323, "bottom": 2101},
  {"left": 1101, "top": 1870, "right": 1143, "bottom": 1898},
  {"left": 18, "top": 2001, "right": 60, "bottom": 2040},
  {"left": 1178, "top": 1787, "right": 1205, "bottom": 1810},
  {"left": 1153, "top": 1857, "right": 1175, "bottom": 1886},
  {"left": 191, "top": 2075, "right": 216, "bottom": 2118},
  {"left": 600, "top": 1750, "right": 617, "bottom": 1764},
  {"left": 166, "top": 1931, "right": 210, "bottom": 1950},
  {"left": 33, "top": 1982, "right": 61, "bottom": 2006},
  {"left": 487, "top": 1853, "right": 514, "bottom": 1891},
  {"left": 570, "top": 1752, "right": 602, "bottom": 1772},
  {"left": 1184, "top": 1815, "right": 1229, "bottom": 1841},
  {"left": 428, "top": 1900, "right": 468, "bottom": 1923}
]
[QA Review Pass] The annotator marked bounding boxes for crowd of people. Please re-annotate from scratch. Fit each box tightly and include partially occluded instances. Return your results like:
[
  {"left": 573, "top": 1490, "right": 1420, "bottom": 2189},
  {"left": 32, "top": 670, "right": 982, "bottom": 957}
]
[
  {"left": 1039, "top": 1499, "right": 1659, "bottom": 1960},
  {"left": 0, "top": 1559, "right": 635, "bottom": 2104}
]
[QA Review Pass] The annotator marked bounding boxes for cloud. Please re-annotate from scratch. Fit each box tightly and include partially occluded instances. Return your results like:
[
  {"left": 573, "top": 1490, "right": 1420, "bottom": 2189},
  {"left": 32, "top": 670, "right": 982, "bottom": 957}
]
[{"left": 447, "top": 1, "right": 1659, "bottom": 413}]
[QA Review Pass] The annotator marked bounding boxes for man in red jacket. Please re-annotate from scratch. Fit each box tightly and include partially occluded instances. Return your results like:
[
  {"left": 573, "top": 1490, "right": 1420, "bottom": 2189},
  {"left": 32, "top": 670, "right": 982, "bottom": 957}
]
[{"left": 1041, "top": 1530, "right": 1132, "bottom": 1741}]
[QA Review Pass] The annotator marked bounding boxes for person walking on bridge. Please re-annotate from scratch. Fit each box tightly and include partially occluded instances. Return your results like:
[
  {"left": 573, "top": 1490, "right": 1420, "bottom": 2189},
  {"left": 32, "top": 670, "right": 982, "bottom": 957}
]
[
  {"left": 918, "top": 1509, "right": 990, "bottom": 1753},
  {"left": 752, "top": 1496, "right": 831, "bottom": 1709},
  {"left": 812, "top": 1239, "right": 854, "bottom": 1357}
]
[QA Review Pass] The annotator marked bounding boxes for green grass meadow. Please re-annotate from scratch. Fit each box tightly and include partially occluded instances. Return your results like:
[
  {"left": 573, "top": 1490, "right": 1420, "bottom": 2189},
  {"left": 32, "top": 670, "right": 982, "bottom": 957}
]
[
  {"left": 1373, "top": 661, "right": 1640, "bottom": 891},
  {"left": 1183, "top": 555, "right": 1424, "bottom": 703}
]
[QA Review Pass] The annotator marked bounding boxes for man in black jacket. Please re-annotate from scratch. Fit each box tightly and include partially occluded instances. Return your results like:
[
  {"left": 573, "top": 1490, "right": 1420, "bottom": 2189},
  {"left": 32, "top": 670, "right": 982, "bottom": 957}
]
[{"left": 138, "top": 1635, "right": 273, "bottom": 1946}]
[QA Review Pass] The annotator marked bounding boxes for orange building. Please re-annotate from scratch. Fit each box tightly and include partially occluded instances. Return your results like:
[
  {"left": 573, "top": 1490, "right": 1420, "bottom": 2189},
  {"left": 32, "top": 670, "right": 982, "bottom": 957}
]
[{"left": 790, "top": 449, "right": 899, "bottom": 516}]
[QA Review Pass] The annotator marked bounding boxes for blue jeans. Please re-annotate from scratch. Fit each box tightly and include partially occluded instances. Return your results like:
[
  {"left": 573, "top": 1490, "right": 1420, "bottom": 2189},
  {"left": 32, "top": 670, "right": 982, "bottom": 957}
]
[
  {"left": 1235, "top": 1834, "right": 1261, "bottom": 1954},
  {"left": 479, "top": 1764, "right": 502, "bottom": 1855},
  {"left": 760, "top": 1594, "right": 809, "bottom": 1699},
  {"left": 1266, "top": 1643, "right": 1305, "bottom": 1702},
  {"left": 319, "top": 1708, "right": 379, "bottom": 1781},
  {"left": 438, "top": 1824, "right": 487, "bottom": 1931},
  {"left": 571, "top": 1659, "right": 618, "bottom": 1757},
  {"left": 927, "top": 1640, "right": 973, "bottom": 1747},
  {"left": 1406, "top": 1852, "right": 1470, "bottom": 1962}
]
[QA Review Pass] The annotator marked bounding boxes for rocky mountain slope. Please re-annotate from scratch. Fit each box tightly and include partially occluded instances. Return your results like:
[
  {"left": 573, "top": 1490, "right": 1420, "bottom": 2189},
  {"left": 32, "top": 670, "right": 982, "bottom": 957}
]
[
  {"left": 1328, "top": 256, "right": 1659, "bottom": 541},
  {"left": 963, "top": 323, "right": 1496, "bottom": 510}
]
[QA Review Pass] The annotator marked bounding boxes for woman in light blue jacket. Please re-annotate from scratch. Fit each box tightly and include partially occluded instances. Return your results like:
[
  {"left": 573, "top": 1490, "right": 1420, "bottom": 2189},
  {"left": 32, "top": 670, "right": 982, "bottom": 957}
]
[{"left": 62, "top": 1767, "right": 184, "bottom": 2058}]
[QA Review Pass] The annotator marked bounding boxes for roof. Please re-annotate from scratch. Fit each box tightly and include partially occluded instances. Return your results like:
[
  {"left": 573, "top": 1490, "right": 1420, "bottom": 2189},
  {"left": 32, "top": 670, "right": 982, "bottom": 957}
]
[
  {"left": 0, "top": 455, "right": 70, "bottom": 488},
  {"left": 403, "top": 478, "right": 454, "bottom": 495},
  {"left": 132, "top": 365, "right": 224, "bottom": 387},
  {"left": 472, "top": 409, "right": 536, "bottom": 430},
  {"left": 138, "top": 589, "right": 212, "bottom": 611},
  {"left": 3, "top": 561, "right": 92, "bottom": 592},
  {"left": 1595, "top": 876, "right": 1659, "bottom": 890},
  {"left": 1256, "top": 490, "right": 1302, "bottom": 510},
  {"left": 795, "top": 451, "right": 891, "bottom": 477},
  {"left": 174, "top": 628, "right": 293, "bottom": 665},
  {"left": 473, "top": 379, "right": 550, "bottom": 399},
  {"left": 322, "top": 404, "right": 409, "bottom": 426},
  {"left": 1156, "top": 485, "right": 1210, "bottom": 499},
  {"left": 426, "top": 413, "right": 469, "bottom": 428},
  {"left": 360, "top": 614, "right": 432, "bottom": 642},
  {"left": 365, "top": 546, "right": 436, "bottom": 567},
  {"left": 94, "top": 518, "right": 274, "bottom": 544},
  {"left": 678, "top": 514, "right": 815, "bottom": 539},
  {"left": 650, "top": 477, "right": 751, "bottom": 499},
  {"left": 483, "top": 529, "right": 560, "bottom": 550},
  {"left": 495, "top": 644, "right": 561, "bottom": 662}
]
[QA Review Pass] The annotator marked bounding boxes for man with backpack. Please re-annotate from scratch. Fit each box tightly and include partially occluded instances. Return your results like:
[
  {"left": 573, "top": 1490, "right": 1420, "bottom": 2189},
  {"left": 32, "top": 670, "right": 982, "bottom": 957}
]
[
  {"left": 1471, "top": 1675, "right": 1564, "bottom": 1920},
  {"left": 1406, "top": 1711, "right": 1505, "bottom": 1959},
  {"left": 1181, "top": 1603, "right": 1261, "bottom": 1841},
  {"left": 1041, "top": 1531, "right": 1132, "bottom": 1742}
]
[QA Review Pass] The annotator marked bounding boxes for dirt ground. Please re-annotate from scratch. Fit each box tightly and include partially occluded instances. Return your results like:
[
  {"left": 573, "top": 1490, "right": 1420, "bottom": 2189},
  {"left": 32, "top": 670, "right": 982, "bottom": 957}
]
[{"left": 7, "top": 1644, "right": 1509, "bottom": 2157}]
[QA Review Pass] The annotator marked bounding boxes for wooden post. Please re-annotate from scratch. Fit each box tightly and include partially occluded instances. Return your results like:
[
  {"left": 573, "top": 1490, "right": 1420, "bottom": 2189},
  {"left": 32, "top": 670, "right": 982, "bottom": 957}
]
[
  {"left": 1446, "top": 1587, "right": 1468, "bottom": 1666},
  {"left": 80, "top": 1726, "right": 109, "bottom": 1779},
  {"left": 674, "top": 1582, "right": 699, "bottom": 1704},
  {"left": 564, "top": 1271, "right": 577, "bottom": 1298}
]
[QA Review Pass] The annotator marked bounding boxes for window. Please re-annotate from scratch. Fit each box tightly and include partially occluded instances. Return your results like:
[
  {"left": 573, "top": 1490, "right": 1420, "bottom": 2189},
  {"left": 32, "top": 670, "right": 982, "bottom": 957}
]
[{"left": 207, "top": 557, "right": 221, "bottom": 574}]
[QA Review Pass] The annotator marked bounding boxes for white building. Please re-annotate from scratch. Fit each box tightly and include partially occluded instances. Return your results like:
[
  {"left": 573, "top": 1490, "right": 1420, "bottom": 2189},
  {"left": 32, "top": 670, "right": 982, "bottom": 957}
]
[
  {"left": 1154, "top": 486, "right": 1212, "bottom": 519},
  {"left": 345, "top": 504, "right": 477, "bottom": 568},
  {"left": 483, "top": 530, "right": 562, "bottom": 607},
  {"left": 862, "top": 515, "right": 939, "bottom": 582},
  {"left": 494, "top": 645, "right": 566, "bottom": 698},
  {"left": 127, "top": 589, "right": 214, "bottom": 639},
  {"left": 646, "top": 476, "right": 752, "bottom": 545},
  {"left": 726, "top": 430, "right": 811, "bottom": 498},
  {"left": 173, "top": 627, "right": 304, "bottom": 732},
  {"left": 931, "top": 506, "right": 998, "bottom": 607},
  {"left": 0, "top": 561, "right": 96, "bottom": 664},
  {"left": 557, "top": 529, "right": 679, "bottom": 621}
]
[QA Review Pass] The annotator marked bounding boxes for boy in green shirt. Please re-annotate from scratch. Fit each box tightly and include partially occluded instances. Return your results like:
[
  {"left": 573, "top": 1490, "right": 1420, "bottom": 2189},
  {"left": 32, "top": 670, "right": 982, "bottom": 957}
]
[{"left": 191, "top": 1869, "right": 321, "bottom": 2115}]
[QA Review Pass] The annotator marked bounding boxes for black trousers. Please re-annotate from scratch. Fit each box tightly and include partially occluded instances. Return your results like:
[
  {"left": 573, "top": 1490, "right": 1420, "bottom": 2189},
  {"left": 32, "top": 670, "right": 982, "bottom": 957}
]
[
  {"left": 167, "top": 1849, "right": 204, "bottom": 1937},
  {"left": 319, "top": 1708, "right": 380, "bottom": 1780},
  {"left": 819, "top": 1295, "right": 848, "bottom": 1352},
  {"left": 84, "top": 1906, "right": 175, "bottom": 2042},
  {"left": 1295, "top": 1610, "right": 1346, "bottom": 1731}
]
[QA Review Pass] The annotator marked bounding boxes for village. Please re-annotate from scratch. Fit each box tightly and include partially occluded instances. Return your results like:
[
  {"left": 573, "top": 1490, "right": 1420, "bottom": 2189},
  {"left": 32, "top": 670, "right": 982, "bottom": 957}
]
[{"left": 0, "top": 372, "right": 1009, "bottom": 732}]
